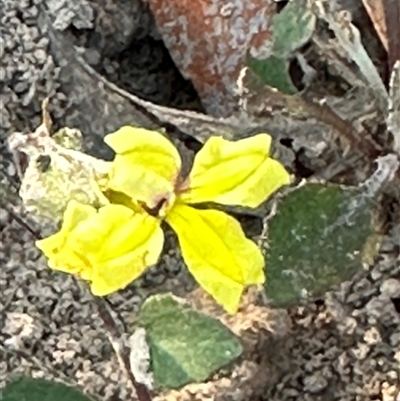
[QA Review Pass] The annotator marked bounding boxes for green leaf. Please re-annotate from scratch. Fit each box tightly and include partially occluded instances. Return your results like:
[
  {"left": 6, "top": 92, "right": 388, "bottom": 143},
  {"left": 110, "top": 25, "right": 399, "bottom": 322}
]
[
  {"left": 2, "top": 378, "right": 95, "bottom": 401},
  {"left": 248, "top": 55, "right": 297, "bottom": 95},
  {"left": 138, "top": 293, "right": 243, "bottom": 390},
  {"left": 272, "top": 0, "right": 316, "bottom": 58},
  {"left": 262, "top": 183, "right": 378, "bottom": 307}
]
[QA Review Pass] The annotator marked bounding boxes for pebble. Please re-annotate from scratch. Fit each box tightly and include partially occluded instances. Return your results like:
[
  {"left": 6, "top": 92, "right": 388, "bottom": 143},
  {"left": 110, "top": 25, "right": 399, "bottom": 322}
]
[
  {"left": 303, "top": 374, "right": 329, "bottom": 393},
  {"left": 381, "top": 278, "right": 400, "bottom": 299}
]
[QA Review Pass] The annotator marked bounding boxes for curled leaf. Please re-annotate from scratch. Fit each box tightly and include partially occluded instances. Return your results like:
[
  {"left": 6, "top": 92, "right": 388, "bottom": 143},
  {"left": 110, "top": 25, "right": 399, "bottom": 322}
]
[
  {"left": 312, "top": 2, "right": 388, "bottom": 111},
  {"left": 166, "top": 203, "right": 265, "bottom": 314},
  {"left": 179, "top": 134, "right": 290, "bottom": 208},
  {"left": 36, "top": 200, "right": 164, "bottom": 296}
]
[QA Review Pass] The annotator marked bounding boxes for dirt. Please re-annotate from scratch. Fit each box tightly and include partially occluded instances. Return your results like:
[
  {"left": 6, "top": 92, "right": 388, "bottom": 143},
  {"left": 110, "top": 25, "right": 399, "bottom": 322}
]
[{"left": 1, "top": 1, "right": 399, "bottom": 400}]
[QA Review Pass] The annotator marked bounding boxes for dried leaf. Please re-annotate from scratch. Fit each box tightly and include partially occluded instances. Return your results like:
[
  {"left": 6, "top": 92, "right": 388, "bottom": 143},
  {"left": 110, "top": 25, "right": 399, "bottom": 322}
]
[
  {"left": 312, "top": 0, "right": 388, "bottom": 111},
  {"left": 7, "top": 119, "right": 110, "bottom": 224},
  {"left": 388, "top": 61, "right": 400, "bottom": 154},
  {"left": 361, "top": 0, "right": 388, "bottom": 50},
  {"left": 128, "top": 328, "right": 154, "bottom": 390}
]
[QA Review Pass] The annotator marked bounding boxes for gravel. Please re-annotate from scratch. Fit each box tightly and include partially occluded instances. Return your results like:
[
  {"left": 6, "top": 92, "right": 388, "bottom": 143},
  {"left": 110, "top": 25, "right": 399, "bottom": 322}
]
[{"left": 1, "top": 0, "right": 399, "bottom": 400}]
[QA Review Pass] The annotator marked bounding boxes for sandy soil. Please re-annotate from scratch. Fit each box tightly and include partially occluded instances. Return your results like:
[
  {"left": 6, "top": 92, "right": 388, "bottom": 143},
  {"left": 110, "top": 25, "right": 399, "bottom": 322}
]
[{"left": 1, "top": 1, "right": 399, "bottom": 400}]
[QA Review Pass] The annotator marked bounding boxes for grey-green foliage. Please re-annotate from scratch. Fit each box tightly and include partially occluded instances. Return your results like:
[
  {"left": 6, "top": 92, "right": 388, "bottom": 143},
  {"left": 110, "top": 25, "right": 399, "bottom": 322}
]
[
  {"left": 2, "top": 378, "right": 95, "bottom": 401},
  {"left": 138, "top": 294, "right": 243, "bottom": 390},
  {"left": 247, "top": 0, "right": 316, "bottom": 94},
  {"left": 272, "top": 0, "right": 316, "bottom": 58},
  {"left": 262, "top": 183, "right": 377, "bottom": 307},
  {"left": 247, "top": 55, "right": 297, "bottom": 95}
]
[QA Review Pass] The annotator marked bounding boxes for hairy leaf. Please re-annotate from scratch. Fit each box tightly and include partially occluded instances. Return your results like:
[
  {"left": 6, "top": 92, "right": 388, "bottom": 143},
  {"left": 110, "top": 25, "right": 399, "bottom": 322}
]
[
  {"left": 139, "top": 294, "right": 243, "bottom": 389},
  {"left": 247, "top": 55, "right": 297, "bottom": 94},
  {"left": 2, "top": 378, "right": 95, "bottom": 401},
  {"left": 272, "top": 0, "right": 316, "bottom": 58},
  {"left": 262, "top": 183, "right": 377, "bottom": 307}
]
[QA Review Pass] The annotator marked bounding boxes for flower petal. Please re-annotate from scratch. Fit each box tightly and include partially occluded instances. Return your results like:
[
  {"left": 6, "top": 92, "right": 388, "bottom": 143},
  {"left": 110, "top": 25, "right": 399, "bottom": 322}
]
[
  {"left": 105, "top": 126, "right": 182, "bottom": 205},
  {"left": 89, "top": 220, "right": 164, "bottom": 296},
  {"left": 179, "top": 134, "right": 291, "bottom": 208},
  {"left": 36, "top": 200, "right": 164, "bottom": 296},
  {"left": 166, "top": 203, "right": 265, "bottom": 314},
  {"left": 107, "top": 157, "right": 173, "bottom": 208},
  {"left": 67, "top": 204, "right": 164, "bottom": 295},
  {"left": 35, "top": 200, "right": 96, "bottom": 274}
]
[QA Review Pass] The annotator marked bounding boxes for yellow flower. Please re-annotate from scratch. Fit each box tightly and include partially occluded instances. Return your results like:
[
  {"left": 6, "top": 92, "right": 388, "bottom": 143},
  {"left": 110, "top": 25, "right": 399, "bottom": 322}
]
[
  {"left": 37, "top": 126, "right": 290, "bottom": 311},
  {"left": 103, "top": 126, "right": 291, "bottom": 313},
  {"left": 36, "top": 200, "right": 163, "bottom": 296}
]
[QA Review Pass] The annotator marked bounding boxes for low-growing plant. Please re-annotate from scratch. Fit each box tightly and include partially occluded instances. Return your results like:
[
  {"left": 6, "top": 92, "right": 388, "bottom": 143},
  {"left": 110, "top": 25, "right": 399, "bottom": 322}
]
[
  {"left": 3, "top": 1, "right": 400, "bottom": 399},
  {"left": 5, "top": 98, "right": 398, "bottom": 399}
]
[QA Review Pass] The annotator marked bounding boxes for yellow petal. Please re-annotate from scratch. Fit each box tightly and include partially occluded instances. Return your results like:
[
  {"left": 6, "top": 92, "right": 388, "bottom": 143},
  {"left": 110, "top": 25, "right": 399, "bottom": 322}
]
[
  {"left": 108, "top": 156, "right": 173, "bottom": 208},
  {"left": 179, "top": 134, "right": 291, "bottom": 208},
  {"left": 105, "top": 126, "right": 181, "bottom": 204},
  {"left": 89, "top": 223, "right": 164, "bottom": 296},
  {"left": 36, "top": 200, "right": 164, "bottom": 295},
  {"left": 166, "top": 203, "right": 265, "bottom": 314},
  {"left": 35, "top": 200, "right": 96, "bottom": 274},
  {"left": 67, "top": 204, "right": 164, "bottom": 295},
  {"left": 67, "top": 203, "right": 135, "bottom": 255},
  {"left": 104, "top": 126, "right": 181, "bottom": 173}
]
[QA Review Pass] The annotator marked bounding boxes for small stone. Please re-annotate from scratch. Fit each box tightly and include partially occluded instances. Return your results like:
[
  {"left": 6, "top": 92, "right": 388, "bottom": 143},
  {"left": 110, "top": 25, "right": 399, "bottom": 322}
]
[
  {"left": 381, "top": 278, "right": 400, "bottom": 299},
  {"left": 370, "top": 267, "right": 383, "bottom": 281},
  {"left": 14, "top": 80, "right": 30, "bottom": 94},
  {"left": 303, "top": 373, "right": 328, "bottom": 393},
  {"left": 351, "top": 343, "right": 370, "bottom": 360},
  {"left": 381, "top": 381, "right": 400, "bottom": 401},
  {"left": 386, "top": 370, "right": 399, "bottom": 383},
  {"left": 390, "top": 332, "right": 400, "bottom": 347},
  {"left": 0, "top": 37, "right": 5, "bottom": 59},
  {"left": 363, "top": 327, "right": 382, "bottom": 344},
  {"left": 33, "top": 48, "right": 48, "bottom": 65}
]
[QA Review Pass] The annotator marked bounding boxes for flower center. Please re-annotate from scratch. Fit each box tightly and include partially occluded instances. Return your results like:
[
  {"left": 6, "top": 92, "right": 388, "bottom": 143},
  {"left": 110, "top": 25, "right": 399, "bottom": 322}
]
[{"left": 138, "top": 191, "right": 177, "bottom": 219}]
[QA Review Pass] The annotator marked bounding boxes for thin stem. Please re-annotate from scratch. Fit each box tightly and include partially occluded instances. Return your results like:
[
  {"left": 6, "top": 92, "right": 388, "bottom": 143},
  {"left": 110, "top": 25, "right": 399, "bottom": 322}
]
[
  {"left": 0, "top": 202, "right": 43, "bottom": 240},
  {"left": 94, "top": 297, "right": 152, "bottom": 401}
]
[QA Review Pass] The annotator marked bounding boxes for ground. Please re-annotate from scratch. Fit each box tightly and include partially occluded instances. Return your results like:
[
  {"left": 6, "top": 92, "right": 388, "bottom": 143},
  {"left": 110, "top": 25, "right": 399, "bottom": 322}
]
[{"left": 1, "top": 1, "right": 400, "bottom": 400}]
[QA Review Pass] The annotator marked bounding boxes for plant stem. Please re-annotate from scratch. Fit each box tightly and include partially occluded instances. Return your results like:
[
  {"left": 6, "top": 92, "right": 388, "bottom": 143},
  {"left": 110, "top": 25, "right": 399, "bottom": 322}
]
[{"left": 94, "top": 297, "right": 152, "bottom": 401}]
